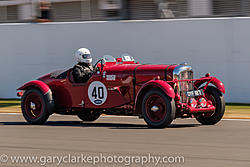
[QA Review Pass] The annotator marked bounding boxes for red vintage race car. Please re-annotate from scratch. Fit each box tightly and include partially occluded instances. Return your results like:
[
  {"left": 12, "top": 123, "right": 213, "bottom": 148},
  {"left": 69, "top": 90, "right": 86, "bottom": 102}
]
[{"left": 17, "top": 55, "right": 225, "bottom": 128}]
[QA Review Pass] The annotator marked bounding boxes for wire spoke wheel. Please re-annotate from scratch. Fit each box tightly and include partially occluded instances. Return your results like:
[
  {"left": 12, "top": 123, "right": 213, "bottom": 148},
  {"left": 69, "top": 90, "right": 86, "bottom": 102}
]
[
  {"left": 195, "top": 86, "right": 225, "bottom": 125},
  {"left": 21, "top": 89, "right": 51, "bottom": 124},
  {"left": 24, "top": 92, "right": 43, "bottom": 119},
  {"left": 201, "top": 93, "right": 216, "bottom": 118},
  {"left": 145, "top": 94, "right": 167, "bottom": 122},
  {"left": 142, "top": 88, "right": 175, "bottom": 128}
]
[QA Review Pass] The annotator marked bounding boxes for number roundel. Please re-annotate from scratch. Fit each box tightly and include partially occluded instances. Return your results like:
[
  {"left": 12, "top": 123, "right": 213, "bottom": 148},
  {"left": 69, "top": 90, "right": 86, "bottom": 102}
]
[{"left": 88, "top": 81, "right": 108, "bottom": 105}]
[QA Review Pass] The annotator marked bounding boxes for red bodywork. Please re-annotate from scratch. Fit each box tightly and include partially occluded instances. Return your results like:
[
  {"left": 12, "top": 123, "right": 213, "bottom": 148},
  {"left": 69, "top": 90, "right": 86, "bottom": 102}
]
[{"left": 17, "top": 58, "right": 225, "bottom": 118}]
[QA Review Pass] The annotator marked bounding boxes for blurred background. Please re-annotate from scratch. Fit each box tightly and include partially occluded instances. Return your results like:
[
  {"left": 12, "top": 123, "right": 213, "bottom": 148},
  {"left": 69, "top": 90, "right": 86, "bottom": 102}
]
[
  {"left": 0, "top": 0, "right": 250, "bottom": 103},
  {"left": 1, "top": 0, "right": 250, "bottom": 23}
]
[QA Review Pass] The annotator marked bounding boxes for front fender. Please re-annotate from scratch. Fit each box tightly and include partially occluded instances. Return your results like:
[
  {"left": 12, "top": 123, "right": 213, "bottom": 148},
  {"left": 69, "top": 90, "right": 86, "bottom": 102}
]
[
  {"left": 194, "top": 77, "right": 225, "bottom": 94},
  {"left": 17, "top": 80, "right": 50, "bottom": 95},
  {"left": 137, "top": 80, "right": 175, "bottom": 99},
  {"left": 135, "top": 80, "right": 175, "bottom": 116}
]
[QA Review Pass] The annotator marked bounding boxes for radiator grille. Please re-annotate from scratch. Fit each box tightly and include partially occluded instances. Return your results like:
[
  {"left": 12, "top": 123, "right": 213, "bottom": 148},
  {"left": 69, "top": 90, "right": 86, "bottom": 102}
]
[
  {"left": 178, "top": 71, "right": 193, "bottom": 103},
  {"left": 173, "top": 65, "right": 193, "bottom": 103}
]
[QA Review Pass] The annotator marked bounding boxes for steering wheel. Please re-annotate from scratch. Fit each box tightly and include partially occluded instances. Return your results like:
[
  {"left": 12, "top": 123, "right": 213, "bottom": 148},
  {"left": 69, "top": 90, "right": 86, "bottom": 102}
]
[{"left": 93, "top": 58, "right": 105, "bottom": 72}]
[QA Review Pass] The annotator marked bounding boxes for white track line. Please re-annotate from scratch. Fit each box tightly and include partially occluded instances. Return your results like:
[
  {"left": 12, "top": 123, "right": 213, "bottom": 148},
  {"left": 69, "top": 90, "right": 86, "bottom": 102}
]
[
  {"left": 222, "top": 119, "right": 250, "bottom": 122},
  {"left": 0, "top": 113, "right": 21, "bottom": 115}
]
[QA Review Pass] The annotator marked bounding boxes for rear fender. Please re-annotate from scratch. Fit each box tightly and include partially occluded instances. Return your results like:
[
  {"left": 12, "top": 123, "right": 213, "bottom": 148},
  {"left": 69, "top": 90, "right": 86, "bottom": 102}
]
[
  {"left": 17, "top": 80, "right": 54, "bottom": 114},
  {"left": 194, "top": 77, "right": 225, "bottom": 94},
  {"left": 135, "top": 80, "right": 175, "bottom": 116},
  {"left": 17, "top": 80, "right": 50, "bottom": 95}
]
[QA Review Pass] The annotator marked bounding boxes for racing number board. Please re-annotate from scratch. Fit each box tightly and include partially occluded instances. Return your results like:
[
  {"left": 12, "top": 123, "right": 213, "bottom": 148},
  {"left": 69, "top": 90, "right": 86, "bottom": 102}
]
[{"left": 88, "top": 81, "right": 108, "bottom": 105}]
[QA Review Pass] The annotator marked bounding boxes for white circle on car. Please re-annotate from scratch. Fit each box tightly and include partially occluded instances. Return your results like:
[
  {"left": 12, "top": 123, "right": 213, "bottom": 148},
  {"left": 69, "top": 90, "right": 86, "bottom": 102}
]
[{"left": 88, "top": 81, "right": 107, "bottom": 105}]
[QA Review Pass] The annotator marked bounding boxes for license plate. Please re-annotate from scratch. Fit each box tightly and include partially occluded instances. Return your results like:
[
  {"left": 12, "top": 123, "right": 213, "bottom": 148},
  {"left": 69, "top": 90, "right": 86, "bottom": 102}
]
[{"left": 185, "top": 90, "right": 204, "bottom": 97}]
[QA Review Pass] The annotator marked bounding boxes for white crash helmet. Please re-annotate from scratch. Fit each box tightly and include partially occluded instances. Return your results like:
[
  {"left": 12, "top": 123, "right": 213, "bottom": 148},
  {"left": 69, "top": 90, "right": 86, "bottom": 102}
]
[{"left": 75, "top": 48, "right": 92, "bottom": 64}]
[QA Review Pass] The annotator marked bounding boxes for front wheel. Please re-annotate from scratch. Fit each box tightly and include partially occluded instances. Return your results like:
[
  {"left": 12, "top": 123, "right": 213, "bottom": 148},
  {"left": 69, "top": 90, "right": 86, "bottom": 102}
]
[
  {"left": 142, "top": 88, "right": 176, "bottom": 128},
  {"left": 195, "top": 86, "right": 225, "bottom": 125},
  {"left": 21, "top": 89, "right": 51, "bottom": 124}
]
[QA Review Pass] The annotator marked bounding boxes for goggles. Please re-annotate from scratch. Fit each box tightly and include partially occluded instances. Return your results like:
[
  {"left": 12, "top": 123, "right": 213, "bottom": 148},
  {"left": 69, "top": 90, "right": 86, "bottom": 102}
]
[{"left": 82, "top": 54, "right": 91, "bottom": 59}]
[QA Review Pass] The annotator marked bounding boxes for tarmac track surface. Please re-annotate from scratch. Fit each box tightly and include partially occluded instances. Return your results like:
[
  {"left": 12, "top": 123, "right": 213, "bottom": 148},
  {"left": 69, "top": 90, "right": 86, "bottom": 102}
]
[{"left": 0, "top": 114, "right": 249, "bottom": 167}]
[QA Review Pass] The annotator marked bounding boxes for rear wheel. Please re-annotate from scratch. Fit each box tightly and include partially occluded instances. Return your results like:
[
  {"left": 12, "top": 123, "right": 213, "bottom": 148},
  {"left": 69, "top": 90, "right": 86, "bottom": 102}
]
[
  {"left": 77, "top": 110, "right": 101, "bottom": 122},
  {"left": 21, "top": 89, "right": 50, "bottom": 124},
  {"left": 195, "top": 86, "right": 225, "bottom": 125},
  {"left": 142, "top": 88, "right": 176, "bottom": 128}
]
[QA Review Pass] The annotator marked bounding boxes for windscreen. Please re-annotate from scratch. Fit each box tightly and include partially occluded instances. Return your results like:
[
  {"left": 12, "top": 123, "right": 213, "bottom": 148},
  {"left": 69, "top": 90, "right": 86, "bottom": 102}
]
[{"left": 103, "top": 55, "right": 116, "bottom": 62}]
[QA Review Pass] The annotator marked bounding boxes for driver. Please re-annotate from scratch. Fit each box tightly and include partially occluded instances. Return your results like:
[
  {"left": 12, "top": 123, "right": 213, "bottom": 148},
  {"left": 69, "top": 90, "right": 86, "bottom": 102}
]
[{"left": 72, "top": 48, "right": 93, "bottom": 83}]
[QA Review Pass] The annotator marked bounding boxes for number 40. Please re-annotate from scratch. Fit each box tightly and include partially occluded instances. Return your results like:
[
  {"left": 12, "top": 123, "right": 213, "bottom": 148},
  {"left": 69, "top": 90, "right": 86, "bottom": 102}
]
[{"left": 92, "top": 87, "right": 104, "bottom": 99}]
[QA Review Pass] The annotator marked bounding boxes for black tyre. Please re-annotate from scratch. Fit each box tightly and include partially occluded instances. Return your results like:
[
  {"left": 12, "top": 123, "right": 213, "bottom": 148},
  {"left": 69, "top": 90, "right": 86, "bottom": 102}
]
[
  {"left": 21, "top": 89, "right": 51, "bottom": 124},
  {"left": 142, "top": 88, "right": 176, "bottom": 128},
  {"left": 77, "top": 110, "right": 101, "bottom": 122},
  {"left": 195, "top": 86, "right": 225, "bottom": 125}
]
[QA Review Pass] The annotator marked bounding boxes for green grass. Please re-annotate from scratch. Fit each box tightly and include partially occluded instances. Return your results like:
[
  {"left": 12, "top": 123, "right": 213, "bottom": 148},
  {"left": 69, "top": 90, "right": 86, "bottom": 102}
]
[
  {"left": 226, "top": 103, "right": 250, "bottom": 111},
  {"left": 0, "top": 99, "right": 20, "bottom": 108}
]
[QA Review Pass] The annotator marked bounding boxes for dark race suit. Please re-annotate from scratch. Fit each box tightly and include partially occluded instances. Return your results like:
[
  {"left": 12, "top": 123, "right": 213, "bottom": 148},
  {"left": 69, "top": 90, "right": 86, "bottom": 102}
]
[{"left": 72, "top": 62, "right": 93, "bottom": 83}]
